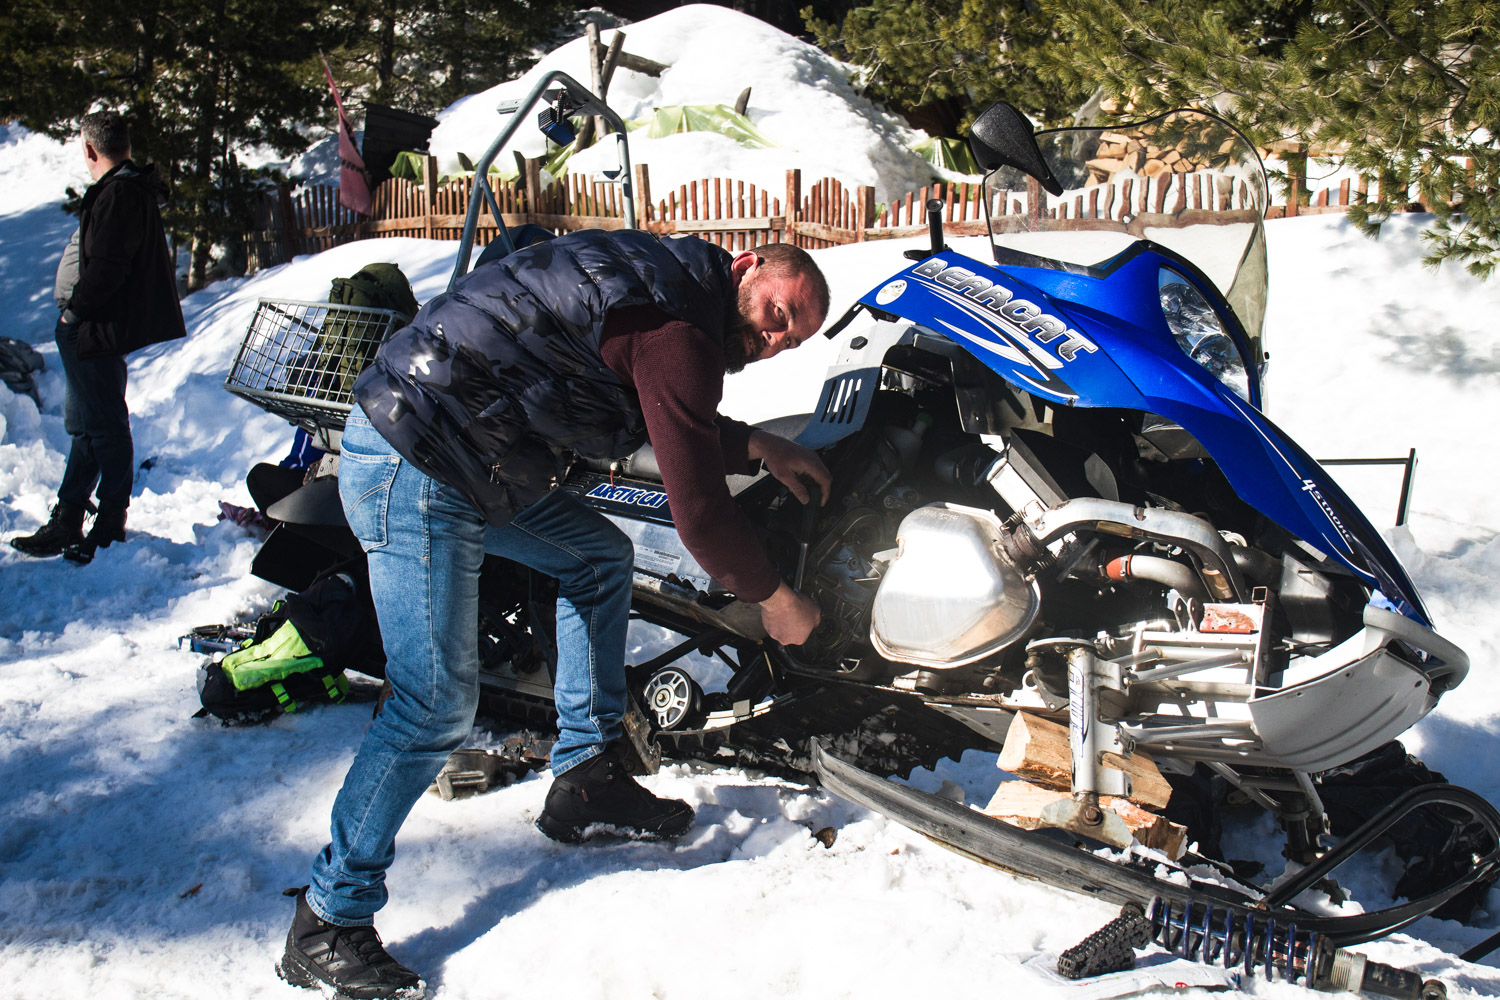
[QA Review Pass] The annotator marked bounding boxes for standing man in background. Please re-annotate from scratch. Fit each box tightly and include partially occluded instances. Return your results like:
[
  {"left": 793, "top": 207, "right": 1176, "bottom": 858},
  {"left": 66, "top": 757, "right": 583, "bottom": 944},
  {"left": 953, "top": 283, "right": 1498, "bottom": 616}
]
[{"left": 10, "top": 109, "right": 186, "bottom": 563}]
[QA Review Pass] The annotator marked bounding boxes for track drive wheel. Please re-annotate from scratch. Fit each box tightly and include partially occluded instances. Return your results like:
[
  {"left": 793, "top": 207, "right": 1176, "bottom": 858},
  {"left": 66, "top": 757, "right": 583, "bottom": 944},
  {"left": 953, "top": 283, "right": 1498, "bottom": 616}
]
[{"left": 644, "top": 666, "right": 706, "bottom": 731}]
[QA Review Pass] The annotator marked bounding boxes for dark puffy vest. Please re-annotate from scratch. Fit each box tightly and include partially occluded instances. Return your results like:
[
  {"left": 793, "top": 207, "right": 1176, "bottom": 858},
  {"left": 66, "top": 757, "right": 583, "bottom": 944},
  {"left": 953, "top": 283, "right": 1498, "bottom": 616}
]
[{"left": 354, "top": 229, "right": 736, "bottom": 527}]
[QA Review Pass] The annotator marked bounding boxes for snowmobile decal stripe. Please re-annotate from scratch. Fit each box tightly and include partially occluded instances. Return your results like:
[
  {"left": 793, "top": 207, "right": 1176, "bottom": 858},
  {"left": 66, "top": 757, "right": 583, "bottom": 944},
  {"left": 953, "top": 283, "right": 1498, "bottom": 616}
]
[
  {"left": 925, "top": 285, "right": 1061, "bottom": 370},
  {"left": 932, "top": 319, "right": 1074, "bottom": 401},
  {"left": 584, "top": 483, "right": 669, "bottom": 509},
  {"left": 910, "top": 258, "right": 1098, "bottom": 364},
  {"left": 1221, "top": 392, "right": 1358, "bottom": 560}
]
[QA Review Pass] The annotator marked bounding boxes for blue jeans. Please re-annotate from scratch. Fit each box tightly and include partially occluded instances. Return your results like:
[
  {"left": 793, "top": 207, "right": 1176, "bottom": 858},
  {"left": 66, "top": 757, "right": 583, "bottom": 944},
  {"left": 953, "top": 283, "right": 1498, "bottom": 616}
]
[
  {"left": 55, "top": 318, "right": 133, "bottom": 509},
  {"left": 307, "top": 404, "right": 634, "bottom": 926}
]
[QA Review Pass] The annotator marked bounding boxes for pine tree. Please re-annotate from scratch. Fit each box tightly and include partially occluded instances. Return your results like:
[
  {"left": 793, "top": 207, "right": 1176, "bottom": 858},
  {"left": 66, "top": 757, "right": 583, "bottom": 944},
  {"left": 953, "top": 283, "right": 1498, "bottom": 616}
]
[
  {"left": 326, "top": 0, "right": 572, "bottom": 116},
  {"left": 1027, "top": 0, "right": 1500, "bottom": 278},
  {"left": 802, "top": 0, "right": 1092, "bottom": 127},
  {"left": 1, "top": 0, "right": 337, "bottom": 287}
]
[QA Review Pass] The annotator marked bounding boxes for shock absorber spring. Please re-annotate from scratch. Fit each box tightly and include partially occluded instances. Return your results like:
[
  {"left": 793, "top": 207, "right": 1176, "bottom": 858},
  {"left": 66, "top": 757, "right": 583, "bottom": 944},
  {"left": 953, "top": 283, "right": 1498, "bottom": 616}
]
[
  {"left": 1058, "top": 899, "right": 1443, "bottom": 999},
  {"left": 1148, "top": 897, "right": 1324, "bottom": 986}
]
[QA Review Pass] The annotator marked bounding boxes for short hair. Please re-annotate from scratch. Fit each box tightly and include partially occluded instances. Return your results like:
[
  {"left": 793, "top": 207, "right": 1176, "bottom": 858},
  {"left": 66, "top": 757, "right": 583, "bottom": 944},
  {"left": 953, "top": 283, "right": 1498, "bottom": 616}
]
[
  {"left": 81, "top": 111, "right": 131, "bottom": 161},
  {"left": 756, "top": 243, "right": 830, "bottom": 320}
]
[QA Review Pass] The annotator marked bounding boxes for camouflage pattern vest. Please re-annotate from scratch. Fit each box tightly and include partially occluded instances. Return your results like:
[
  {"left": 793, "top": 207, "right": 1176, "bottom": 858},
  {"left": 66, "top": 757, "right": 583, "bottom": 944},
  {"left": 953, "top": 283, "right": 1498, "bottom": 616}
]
[{"left": 353, "top": 229, "right": 737, "bottom": 527}]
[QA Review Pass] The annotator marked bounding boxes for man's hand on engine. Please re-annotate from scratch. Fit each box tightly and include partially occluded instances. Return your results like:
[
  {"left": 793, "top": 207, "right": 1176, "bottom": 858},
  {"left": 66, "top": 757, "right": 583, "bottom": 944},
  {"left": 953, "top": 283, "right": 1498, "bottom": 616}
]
[
  {"left": 748, "top": 430, "right": 832, "bottom": 506},
  {"left": 759, "top": 580, "right": 821, "bottom": 645}
]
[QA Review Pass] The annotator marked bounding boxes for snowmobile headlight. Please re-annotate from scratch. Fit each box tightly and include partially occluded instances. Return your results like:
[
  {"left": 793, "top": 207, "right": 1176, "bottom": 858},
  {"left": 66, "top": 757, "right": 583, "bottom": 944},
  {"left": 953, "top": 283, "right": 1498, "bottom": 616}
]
[{"left": 1158, "top": 268, "right": 1250, "bottom": 402}]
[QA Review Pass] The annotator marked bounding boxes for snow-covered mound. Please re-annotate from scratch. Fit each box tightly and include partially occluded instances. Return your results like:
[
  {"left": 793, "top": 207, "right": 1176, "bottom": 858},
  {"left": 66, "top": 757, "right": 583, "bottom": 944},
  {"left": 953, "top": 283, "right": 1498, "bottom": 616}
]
[{"left": 430, "top": 4, "right": 939, "bottom": 204}]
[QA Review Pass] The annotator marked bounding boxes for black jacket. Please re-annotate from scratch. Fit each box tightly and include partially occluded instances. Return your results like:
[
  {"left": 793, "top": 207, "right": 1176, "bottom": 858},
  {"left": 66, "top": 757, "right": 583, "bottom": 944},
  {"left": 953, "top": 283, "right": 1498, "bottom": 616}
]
[
  {"left": 355, "top": 229, "right": 736, "bottom": 528},
  {"left": 68, "top": 161, "right": 187, "bottom": 359}
]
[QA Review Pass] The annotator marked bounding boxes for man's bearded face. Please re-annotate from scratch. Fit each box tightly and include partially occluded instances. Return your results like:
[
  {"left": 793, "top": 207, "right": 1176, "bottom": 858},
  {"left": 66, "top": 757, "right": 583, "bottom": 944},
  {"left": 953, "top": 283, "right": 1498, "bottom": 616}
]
[{"left": 722, "top": 279, "right": 766, "bottom": 375}]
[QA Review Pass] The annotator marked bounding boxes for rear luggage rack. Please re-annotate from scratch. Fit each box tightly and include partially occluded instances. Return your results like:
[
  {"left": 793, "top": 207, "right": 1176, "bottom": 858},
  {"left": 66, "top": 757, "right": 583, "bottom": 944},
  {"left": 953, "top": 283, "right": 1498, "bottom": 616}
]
[{"left": 224, "top": 298, "right": 406, "bottom": 450}]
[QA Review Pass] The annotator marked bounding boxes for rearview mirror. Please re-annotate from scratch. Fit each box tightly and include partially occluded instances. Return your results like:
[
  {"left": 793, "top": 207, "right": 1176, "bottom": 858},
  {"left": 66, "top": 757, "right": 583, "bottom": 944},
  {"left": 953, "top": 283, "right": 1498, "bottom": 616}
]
[{"left": 968, "top": 102, "right": 1064, "bottom": 196}]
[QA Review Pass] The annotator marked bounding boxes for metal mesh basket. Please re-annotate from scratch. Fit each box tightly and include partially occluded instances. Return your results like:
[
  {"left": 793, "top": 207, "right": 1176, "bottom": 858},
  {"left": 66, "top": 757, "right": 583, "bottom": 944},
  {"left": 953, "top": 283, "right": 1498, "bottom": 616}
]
[{"left": 224, "top": 299, "right": 407, "bottom": 445}]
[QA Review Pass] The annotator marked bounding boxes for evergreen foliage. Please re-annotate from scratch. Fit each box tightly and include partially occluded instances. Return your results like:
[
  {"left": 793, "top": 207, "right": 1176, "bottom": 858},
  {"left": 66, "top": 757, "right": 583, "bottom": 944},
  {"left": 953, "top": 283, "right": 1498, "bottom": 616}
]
[
  {"left": 802, "top": 0, "right": 1092, "bottom": 126},
  {"left": 1025, "top": 0, "right": 1500, "bottom": 277},
  {"left": 806, "top": 0, "right": 1500, "bottom": 275},
  {"left": 0, "top": 0, "right": 566, "bottom": 287},
  {"left": 326, "top": 0, "right": 572, "bottom": 114},
  {"left": 1, "top": 0, "right": 335, "bottom": 288}
]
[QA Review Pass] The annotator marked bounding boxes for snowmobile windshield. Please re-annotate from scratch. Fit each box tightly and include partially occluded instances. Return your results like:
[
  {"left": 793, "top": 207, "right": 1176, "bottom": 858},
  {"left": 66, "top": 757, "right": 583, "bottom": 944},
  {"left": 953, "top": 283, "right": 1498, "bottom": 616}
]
[{"left": 982, "top": 109, "right": 1270, "bottom": 345}]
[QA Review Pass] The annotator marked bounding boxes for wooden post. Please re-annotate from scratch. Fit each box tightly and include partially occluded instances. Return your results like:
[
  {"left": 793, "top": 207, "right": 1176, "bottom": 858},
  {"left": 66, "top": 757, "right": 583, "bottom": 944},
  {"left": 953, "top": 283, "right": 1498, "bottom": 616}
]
[
  {"left": 785, "top": 168, "right": 801, "bottom": 247},
  {"left": 277, "top": 181, "right": 299, "bottom": 261},
  {"left": 524, "top": 156, "right": 544, "bottom": 223},
  {"left": 423, "top": 154, "right": 438, "bottom": 240},
  {"left": 1285, "top": 148, "right": 1306, "bottom": 218},
  {"left": 854, "top": 185, "right": 875, "bottom": 242},
  {"left": 634, "top": 163, "right": 653, "bottom": 224}
]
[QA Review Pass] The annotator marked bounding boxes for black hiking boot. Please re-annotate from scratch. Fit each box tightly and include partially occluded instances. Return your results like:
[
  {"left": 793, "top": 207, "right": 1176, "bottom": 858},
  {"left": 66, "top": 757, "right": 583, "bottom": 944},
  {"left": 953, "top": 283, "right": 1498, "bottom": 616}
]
[
  {"left": 537, "top": 741, "right": 694, "bottom": 844},
  {"left": 275, "top": 887, "right": 425, "bottom": 1000},
  {"left": 63, "top": 505, "right": 127, "bottom": 565},
  {"left": 10, "top": 501, "right": 87, "bottom": 557}
]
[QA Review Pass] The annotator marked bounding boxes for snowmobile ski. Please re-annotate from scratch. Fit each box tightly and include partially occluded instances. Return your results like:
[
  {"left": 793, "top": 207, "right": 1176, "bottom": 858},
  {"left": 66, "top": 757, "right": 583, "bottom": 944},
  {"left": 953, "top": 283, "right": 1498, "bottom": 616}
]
[{"left": 810, "top": 742, "right": 1500, "bottom": 949}]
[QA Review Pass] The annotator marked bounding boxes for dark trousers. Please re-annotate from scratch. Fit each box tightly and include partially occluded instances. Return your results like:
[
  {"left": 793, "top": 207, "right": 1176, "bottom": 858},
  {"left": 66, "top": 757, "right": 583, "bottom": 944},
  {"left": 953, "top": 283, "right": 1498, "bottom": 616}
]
[{"left": 55, "top": 318, "right": 133, "bottom": 509}]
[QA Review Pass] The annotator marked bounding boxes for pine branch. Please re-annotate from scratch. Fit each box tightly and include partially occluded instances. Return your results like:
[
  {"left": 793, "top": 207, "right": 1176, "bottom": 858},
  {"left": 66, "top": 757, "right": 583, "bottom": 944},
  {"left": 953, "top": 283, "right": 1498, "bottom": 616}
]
[{"left": 1349, "top": 0, "right": 1469, "bottom": 97}]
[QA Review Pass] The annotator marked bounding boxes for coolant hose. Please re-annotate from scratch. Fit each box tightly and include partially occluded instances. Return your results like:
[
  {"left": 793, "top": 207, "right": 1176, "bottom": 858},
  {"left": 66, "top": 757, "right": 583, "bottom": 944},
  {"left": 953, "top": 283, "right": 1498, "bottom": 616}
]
[{"left": 1104, "top": 553, "right": 1208, "bottom": 602}]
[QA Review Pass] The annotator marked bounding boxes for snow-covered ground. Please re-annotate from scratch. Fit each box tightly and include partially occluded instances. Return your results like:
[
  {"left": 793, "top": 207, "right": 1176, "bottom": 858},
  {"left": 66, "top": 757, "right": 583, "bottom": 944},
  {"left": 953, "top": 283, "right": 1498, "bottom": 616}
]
[{"left": 6, "top": 24, "right": 1500, "bottom": 1000}]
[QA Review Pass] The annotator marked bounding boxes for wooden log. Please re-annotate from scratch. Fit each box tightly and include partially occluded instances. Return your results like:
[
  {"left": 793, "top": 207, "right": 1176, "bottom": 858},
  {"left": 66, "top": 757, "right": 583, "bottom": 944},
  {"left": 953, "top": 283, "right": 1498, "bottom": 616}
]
[
  {"left": 599, "top": 31, "right": 625, "bottom": 96},
  {"left": 997, "top": 711, "right": 1172, "bottom": 810},
  {"left": 581, "top": 22, "right": 604, "bottom": 149},
  {"left": 983, "top": 782, "right": 1188, "bottom": 860},
  {"left": 616, "top": 51, "right": 669, "bottom": 77}
]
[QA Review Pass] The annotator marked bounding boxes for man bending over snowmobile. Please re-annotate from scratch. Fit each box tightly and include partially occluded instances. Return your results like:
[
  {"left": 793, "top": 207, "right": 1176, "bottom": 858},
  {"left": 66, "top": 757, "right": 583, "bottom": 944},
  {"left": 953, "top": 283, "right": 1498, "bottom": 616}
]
[{"left": 277, "top": 231, "right": 831, "bottom": 999}]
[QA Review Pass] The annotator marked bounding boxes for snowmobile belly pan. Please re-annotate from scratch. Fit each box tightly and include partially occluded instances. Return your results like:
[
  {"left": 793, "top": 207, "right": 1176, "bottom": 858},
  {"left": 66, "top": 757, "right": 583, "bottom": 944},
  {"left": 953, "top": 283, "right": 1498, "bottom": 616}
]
[{"left": 1247, "top": 647, "right": 1429, "bottom": 772}]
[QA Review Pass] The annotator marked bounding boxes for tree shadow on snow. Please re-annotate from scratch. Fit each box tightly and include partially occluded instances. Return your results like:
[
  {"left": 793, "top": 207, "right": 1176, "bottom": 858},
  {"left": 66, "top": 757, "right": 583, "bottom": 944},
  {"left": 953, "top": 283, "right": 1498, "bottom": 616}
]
[
  {"left": 394, "top": 771, "right": 863, "bottom": 984},
  {"left": 1366, "top": 303, "right": 1500, "bottom": 384},
  {"left": 0, "top": 202, "right": 78, "bottom": 343},
  {"left": 0, "top": 690, "right": 378, "bottom": 950}
]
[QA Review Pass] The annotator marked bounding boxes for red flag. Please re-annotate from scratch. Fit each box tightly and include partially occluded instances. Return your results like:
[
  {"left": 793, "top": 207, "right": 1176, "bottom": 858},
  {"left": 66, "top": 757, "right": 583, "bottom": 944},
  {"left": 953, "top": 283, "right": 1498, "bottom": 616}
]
[{"left": 322, "top": 55, "right": 372, "bottom": 216}]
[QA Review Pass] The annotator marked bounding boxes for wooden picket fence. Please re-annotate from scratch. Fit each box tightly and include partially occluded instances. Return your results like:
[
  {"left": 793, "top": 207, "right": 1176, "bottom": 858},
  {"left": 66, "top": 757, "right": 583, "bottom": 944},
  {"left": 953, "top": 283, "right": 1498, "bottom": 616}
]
[{"left": 242, "top": 150, "right": 1414, "bottom": 274}]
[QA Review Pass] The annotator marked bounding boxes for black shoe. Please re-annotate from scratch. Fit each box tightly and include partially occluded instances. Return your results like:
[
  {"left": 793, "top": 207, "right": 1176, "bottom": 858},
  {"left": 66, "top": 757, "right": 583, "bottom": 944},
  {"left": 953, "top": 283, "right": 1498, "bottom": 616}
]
[
  {"left": 63, "top": 505, "right": 127, "bottom": 564},
  {"left": 10, "top": 501, "right": 87, "bottom": 557},
  {"left": 275, "top": 887, "right": 425, "bottom": 1000},
  {"left": 537, "top": 741, "right": 694, "bottom": 844}
]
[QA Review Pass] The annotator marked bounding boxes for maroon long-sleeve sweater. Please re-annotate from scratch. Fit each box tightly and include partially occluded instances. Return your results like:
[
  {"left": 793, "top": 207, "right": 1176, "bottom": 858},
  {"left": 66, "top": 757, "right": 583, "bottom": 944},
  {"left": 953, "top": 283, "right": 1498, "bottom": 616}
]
[{"left": 599, "top": 305, "right": 781, "bottom": 602}]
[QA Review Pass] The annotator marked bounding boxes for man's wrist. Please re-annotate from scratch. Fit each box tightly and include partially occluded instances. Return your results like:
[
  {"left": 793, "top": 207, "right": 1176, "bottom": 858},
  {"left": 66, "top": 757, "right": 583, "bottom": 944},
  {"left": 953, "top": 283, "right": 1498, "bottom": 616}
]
[{"left": 758, "top": 580, "right": 795, "bottom": 607}]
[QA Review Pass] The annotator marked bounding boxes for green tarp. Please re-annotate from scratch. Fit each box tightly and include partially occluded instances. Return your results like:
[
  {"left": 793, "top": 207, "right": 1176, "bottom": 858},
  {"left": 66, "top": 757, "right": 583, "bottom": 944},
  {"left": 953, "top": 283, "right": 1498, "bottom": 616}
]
[
  {"left": 911, "top": 136, "right": 982, "bottom": 176},
  {"left": 395, "top": 104, "right": 779, "bottom": 187}
]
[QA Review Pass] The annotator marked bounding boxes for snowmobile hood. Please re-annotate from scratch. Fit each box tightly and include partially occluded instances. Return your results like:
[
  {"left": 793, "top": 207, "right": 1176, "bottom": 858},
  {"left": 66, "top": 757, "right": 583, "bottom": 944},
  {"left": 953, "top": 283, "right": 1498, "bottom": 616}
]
[{"left": 858, "top": 248, "right": 1430, "bottom": 626}]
